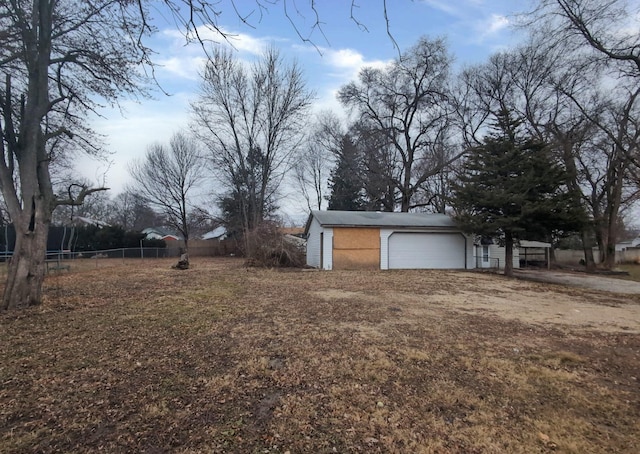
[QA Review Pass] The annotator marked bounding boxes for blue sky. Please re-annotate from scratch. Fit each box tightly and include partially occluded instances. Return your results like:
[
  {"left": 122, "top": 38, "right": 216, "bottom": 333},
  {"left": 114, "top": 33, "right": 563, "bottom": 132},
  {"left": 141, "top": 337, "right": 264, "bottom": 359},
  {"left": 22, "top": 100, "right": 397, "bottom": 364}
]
[{"left": 82, "top": 0, "right": 532, "bottom": 209}]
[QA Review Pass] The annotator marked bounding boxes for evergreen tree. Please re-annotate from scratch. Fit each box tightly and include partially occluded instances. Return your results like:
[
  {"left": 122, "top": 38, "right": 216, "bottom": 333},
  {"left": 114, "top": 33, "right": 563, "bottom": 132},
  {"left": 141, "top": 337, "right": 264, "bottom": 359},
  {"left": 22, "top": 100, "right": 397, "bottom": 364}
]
[
  {"left": 327, "top": 136, "right": 365, "bottom": 211},
  {"left": 452, "top": 111, "right": 585, "bottom": 276}
]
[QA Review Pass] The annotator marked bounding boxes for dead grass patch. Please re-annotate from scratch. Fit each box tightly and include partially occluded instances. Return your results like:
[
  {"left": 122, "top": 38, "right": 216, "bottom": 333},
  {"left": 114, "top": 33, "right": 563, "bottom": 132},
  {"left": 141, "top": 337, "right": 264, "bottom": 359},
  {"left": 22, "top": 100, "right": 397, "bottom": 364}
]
[{"left": 0, "top": 258, "right": 638, "bottom": 453}]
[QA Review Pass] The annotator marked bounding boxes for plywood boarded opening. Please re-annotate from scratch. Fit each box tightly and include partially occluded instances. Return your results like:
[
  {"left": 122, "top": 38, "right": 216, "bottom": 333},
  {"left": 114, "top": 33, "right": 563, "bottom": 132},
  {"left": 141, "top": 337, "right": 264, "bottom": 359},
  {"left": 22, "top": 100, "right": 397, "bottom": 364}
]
[{"left": 333, "top": 227, "right": 380, "bottom": 270}]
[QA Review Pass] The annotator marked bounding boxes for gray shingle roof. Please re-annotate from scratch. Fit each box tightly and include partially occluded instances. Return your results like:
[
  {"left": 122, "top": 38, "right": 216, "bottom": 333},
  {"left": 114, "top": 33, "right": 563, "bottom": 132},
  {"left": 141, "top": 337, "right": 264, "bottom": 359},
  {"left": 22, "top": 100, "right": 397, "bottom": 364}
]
[{"left": 309, "top": 210, "right": 458, "bottom": 229}]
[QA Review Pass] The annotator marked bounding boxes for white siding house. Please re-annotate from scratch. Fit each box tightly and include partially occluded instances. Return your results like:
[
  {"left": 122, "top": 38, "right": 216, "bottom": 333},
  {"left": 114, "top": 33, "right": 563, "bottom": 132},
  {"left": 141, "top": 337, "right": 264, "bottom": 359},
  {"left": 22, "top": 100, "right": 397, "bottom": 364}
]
[{"left": 475, "top": 242, "right": 520, "bottom": 270}]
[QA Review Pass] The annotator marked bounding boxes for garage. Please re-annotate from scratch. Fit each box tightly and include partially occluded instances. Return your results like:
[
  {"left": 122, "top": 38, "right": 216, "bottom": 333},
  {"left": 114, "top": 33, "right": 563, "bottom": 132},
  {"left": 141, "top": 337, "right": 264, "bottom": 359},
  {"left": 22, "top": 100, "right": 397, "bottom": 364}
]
[
  {"left": 306, "top": 210, "right": 474, "bottom": 270},
  {"left": 388, "top": 232, "right": 466, "bottom": 269}
]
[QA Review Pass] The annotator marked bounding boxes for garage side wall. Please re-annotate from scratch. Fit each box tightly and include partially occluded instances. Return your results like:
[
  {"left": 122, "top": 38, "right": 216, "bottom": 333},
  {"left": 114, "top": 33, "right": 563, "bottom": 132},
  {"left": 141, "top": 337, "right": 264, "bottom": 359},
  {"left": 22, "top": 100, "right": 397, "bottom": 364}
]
[
  {"left": 306, "top": 218, "right": 322, "bottom": 268},
  {"left": 488, "top": 244, "right": 520, "bottom": 269},
  {"left": 332, "top": 227, "right": 380, "bottom": 270},
  {"left": 322, "top": 227, "right": 334, "bottom": 270},
  {"left": 466, "top": 235, "right": 475, "bottom": 269}
]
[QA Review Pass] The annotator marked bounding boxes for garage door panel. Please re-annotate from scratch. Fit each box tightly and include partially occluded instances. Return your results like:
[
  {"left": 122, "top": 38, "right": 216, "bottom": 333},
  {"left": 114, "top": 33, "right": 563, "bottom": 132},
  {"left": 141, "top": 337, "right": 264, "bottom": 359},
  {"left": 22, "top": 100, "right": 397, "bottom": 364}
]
[{"left": 389, "top": 233, "right": 464, "bottom": 269}]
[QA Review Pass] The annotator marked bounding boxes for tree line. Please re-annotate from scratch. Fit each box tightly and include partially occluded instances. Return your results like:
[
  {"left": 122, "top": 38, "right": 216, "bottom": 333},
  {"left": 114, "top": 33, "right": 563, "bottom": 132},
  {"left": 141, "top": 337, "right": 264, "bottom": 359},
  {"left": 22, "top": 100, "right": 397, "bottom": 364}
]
[{"left": 0, "top": 0, "right": 639, "bottom": 309}]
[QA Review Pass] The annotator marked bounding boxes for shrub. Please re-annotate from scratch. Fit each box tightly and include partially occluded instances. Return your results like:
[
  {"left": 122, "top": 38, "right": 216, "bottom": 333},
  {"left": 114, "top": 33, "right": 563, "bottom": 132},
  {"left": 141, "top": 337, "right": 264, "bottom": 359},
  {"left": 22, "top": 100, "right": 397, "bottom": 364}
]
[{"left": 242, "top": 222, "right": 305, "bottom": 268}]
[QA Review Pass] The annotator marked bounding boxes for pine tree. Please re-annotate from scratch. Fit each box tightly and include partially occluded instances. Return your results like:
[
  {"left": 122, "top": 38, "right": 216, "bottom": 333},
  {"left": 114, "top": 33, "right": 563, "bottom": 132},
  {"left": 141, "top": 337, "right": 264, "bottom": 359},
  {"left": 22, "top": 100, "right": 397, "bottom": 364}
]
[
  {"left": 452, "top": 110, "right": 585, "bottom": 276},
  {"left": 327, "top": 136, "right": 365, "bottom": 211}
]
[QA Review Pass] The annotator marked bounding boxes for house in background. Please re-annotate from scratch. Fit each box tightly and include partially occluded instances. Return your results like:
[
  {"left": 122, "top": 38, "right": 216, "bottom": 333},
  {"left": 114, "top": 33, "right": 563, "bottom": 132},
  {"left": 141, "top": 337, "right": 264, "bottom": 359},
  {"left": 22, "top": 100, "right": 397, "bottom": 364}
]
[
  {"left": 201, "top": 226, "right": 227, "bottom": 241},
  {"left": 71, "top": 216, "right": 110, "bottom": 227},
  {"left": 616, "top": 235, "right": 640, "bottom": 252},
  {"left": 141, "top": 227, "right": 181, "bottom": 242},
  {"left": 305, "top": 210, "right": 474, "bottom": 270}
]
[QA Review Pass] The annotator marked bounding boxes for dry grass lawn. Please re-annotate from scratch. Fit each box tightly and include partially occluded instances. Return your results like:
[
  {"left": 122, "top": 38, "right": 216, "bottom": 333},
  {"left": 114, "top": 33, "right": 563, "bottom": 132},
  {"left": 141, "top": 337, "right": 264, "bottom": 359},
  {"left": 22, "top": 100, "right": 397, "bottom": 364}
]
[{"left": 1, "top": 257, "right": 639, "bottom": 453}]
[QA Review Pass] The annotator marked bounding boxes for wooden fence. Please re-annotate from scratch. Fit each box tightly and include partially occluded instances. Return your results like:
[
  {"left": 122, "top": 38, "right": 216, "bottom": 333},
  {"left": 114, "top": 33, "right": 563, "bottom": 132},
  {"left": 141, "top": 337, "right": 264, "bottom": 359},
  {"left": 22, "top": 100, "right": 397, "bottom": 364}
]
[
  {"left": 555, "top": 248, "right": 640, "bottom": 265},
  {"left": 165, "top": 239, "right": 241, "bottom": 257}
]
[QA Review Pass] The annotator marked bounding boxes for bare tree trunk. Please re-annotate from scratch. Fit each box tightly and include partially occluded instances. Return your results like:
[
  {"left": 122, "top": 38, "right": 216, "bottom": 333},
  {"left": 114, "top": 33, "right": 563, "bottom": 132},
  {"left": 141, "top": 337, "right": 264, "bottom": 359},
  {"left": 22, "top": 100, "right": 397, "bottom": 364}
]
[
  {"left": 504, "top": 231, "right": 514, "bottom": 277},
  {"left": 2, "top": 219, "right": 49, "bottom": 310},
  {"left": 581, "top": 230, "right": 597, "bottom": 271},
  {"left": 603, "top": 213, "right": 619, "bottom": 269},
  {"left": 602, "top": 169, "right": 624, "bottom": 269}
]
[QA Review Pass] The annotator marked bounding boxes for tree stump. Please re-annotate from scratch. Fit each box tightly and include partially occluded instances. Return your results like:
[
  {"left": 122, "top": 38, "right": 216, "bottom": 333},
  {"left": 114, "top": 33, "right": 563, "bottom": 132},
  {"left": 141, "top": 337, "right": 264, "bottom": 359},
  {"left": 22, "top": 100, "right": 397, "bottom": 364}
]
[{"left": 172, "top": 252, "right": 189, "bottom": 270}]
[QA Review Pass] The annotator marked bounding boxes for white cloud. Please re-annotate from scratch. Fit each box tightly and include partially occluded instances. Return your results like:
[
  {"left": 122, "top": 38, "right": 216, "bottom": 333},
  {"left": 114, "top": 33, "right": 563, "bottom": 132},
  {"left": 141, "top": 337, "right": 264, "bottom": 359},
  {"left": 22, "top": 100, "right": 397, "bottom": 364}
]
[
  {"left": 420, "top": 0, "right": 465, "bottom": 17},
  {"left": 321, "top": 47, "right": 389, "bottom": 79},
  {"left": 156, "top": 56, "right": 206, "bottom": 81},
  {"left": 326, "top": 48, "right": 365, "bottom": 69},
  {"left": 161, "top": 25, "right": 273, "bottom": 56},
  {"left": 468, "top": 13, "right": 512, "bottom": 45},
  {"left": 303, "top": 47, "right": 390, "bottom": 117},
  {"left": 486, "top": 14, "right": 510, "bottom": 36}
]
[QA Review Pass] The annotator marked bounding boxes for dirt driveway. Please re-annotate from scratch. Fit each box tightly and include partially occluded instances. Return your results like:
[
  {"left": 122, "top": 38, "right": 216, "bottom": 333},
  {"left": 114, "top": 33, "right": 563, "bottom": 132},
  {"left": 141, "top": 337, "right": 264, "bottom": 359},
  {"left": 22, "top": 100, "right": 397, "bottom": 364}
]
[
  {"left": 514, "top": 268, "right": 640, "bottom": 294},
  {"left": 310, "top": 269, "right": 640, "bottom": 334}
]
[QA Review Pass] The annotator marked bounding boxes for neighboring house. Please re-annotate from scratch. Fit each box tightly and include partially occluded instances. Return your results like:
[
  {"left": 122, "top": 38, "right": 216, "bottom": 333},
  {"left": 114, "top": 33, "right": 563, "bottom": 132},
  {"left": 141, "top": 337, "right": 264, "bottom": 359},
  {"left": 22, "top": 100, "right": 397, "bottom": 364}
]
[
  {"left": 201, "top": 226, "right": 227, "bottom": 241},
  {"left": 141, "top": 227, "right": 181, "bottom": 242},
  {"left": 71, "top": 215, "right": 110, "bottom": 227},
  {"left": 280, "top": 227, "right": 305, "bottom": 237},
  {"left": 281, "top": 227, "right": 306, "bottom": 248},
  {"left": 305, "top": 210, "right": 474, "bottom": 270},
  {"left": 616, "top": 236, "right": 640, "bottom": 252}
]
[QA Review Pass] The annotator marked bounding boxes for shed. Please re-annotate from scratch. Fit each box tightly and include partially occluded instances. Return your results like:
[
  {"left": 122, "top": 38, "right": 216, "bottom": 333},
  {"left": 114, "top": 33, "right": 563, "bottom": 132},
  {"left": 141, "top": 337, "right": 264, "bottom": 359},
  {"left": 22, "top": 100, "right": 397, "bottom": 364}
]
[{"left": 305, "top": 210, "right": 474, "bottom": 270}]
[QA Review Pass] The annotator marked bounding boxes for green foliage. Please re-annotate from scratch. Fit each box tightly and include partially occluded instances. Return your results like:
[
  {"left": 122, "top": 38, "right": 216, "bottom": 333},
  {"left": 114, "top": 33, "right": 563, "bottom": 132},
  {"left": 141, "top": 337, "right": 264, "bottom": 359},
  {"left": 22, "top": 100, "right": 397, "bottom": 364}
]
[
  {"left": 327, "top": 136, "right": 365, "bottom": 211},
  {"left": 73, "top": 225, "right": 160, "bottom": 251},
  {"left": 452, "top": 111, "right": 586, "bottom": 242}
]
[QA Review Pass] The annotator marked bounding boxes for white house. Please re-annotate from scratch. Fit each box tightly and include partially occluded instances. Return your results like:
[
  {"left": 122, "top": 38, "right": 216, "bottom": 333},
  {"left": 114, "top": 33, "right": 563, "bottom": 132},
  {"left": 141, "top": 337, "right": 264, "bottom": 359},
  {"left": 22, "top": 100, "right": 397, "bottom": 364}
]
[
  {"left": 615, "top": 235, "right": 640, "bottom": 252},
  {"left": 474, "top": 238, "right": 520, "bottom": 270},
  {"left": 305, "top": 211, "right": 475, "bottom": 270},
  {"left": 201, "top": 226, "right": 227, "bottom": 241},
  {"left": 141, "top": 227, "right": 181, "bottom": 242}
]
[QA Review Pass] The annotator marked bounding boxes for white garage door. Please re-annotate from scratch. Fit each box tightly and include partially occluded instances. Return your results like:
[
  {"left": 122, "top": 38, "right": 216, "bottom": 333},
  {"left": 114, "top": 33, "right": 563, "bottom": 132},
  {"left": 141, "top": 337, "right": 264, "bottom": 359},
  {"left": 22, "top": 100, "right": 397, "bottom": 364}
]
[{"left": 388, "top": 232, "right": 466, "bottom": 269}]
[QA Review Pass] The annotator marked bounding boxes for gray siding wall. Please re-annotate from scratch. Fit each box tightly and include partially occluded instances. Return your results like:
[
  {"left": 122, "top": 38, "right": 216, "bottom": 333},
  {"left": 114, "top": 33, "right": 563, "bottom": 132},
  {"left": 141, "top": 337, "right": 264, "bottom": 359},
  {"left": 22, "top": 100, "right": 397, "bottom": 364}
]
[
  {"left": 488, "top": 244, "right": 520, "bottom": 269},
  {"left": 465, "top": 234, "right": 475, "bottom": 269}
]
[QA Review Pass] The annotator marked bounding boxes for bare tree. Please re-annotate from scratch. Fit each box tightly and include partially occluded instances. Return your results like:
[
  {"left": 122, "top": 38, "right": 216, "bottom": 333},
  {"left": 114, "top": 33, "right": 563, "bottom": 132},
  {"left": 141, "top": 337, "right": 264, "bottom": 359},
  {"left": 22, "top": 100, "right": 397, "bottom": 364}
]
[
  {"left": 129, "top": 132, "right": 204, "bottom": 252},
  {"left": 0, "top": 1, "right": 151, "bottom": 309},
  {"left": 532, "top": 0, "right": 640, "bottom": 77},
  {"left": 524, "top": 0, "right": 640, "bottom": 267},
  {"left": 149, "top": 1, "right": 401, "bottom": 53},
  {"left": 293, "top": 142, "right": 331, "bottom": 212},
  {"left": 106, "top": 190, "right": 162, "bottom": 231},
  {"left": 338, "top": 37, "right": 460, "bottom": 212},
  {"left": 52, "top": 189, "right": 113, "bottom": 225},
  {"left": 0, "top": 0, "right": 422, "bottom": 311},
  {"left": 293, "top": 112, "right": 343, "bottom": 212},
  {"left": 191, "top": 46, "right": 313, "bottom": 238}
]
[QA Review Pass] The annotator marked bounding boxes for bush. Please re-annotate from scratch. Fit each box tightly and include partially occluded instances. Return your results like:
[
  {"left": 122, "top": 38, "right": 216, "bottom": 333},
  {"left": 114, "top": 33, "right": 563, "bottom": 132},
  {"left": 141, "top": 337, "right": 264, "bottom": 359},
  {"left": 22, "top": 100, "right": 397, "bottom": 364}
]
[{"left": 242, "top": 222, "right": 305, "bottom": 268}]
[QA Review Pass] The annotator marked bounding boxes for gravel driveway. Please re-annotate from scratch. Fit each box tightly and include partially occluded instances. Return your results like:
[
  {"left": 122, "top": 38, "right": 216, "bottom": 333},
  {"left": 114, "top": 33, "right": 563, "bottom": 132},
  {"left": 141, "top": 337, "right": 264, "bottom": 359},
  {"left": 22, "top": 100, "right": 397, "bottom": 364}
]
[{"left": 514, "top": 269, "right": 640, "bottom": 294}]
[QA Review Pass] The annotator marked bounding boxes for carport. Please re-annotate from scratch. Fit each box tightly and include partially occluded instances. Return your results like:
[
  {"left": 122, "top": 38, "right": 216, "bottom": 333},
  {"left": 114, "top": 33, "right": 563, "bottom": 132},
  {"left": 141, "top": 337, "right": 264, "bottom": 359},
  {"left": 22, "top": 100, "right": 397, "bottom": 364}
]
[{"left": 519, "top": 240, "right": 552, "bottom": 269}]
